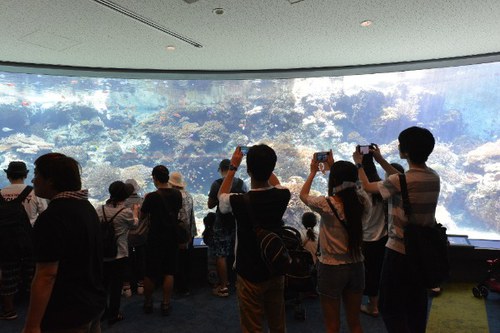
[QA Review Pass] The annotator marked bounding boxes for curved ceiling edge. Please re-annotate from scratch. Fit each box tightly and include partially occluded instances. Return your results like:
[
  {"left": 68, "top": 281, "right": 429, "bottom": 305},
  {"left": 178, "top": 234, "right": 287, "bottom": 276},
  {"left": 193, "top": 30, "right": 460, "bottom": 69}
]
[{"left": 1, "top": 53, "right": 500, "bottom": 80}]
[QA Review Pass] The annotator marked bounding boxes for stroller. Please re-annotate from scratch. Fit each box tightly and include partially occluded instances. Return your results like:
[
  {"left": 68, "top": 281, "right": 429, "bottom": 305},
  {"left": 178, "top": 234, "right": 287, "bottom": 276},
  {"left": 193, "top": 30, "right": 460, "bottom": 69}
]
[
  {"left": 281, "top": 226, "right": 316, "bottom": 321},
  {"left": 472, "top": 258, "right": 500, "bottom": 298}
]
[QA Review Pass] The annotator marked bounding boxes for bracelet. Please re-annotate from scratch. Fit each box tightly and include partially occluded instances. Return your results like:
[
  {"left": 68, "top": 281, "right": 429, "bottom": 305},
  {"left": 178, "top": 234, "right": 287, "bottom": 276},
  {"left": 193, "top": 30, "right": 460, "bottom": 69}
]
[
  {"left": 229, "top": 164, "right": 238, "bottom": 171},
  {"left": 356, "top": 163, "right": 363, "bottom": 169}
]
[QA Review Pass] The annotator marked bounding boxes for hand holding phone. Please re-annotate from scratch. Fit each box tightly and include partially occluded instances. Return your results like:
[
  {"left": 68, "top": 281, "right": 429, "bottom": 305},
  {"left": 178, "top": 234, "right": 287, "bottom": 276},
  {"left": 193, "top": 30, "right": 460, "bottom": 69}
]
[
  {"left": 358, "top": 145, "right": 372, "bottom": 155},
  {"left": 240, "top": 146, "right": 249, "bottom": 155},
  {"left": 315, "top": 151, "right": 330, "bottom": 162}
]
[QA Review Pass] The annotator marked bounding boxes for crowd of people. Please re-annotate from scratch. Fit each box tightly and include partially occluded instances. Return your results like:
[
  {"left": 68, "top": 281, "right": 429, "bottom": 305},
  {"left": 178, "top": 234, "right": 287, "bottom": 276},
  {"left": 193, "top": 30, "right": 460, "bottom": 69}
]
[{"left": 0, "top": 125, "right": 440, "bottom": 333}]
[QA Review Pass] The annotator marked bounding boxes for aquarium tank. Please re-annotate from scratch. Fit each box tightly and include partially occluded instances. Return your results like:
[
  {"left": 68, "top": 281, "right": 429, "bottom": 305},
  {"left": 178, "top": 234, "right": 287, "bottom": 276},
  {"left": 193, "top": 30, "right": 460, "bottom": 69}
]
[{"left": 0, "top": 62, "right": 499, "bottom": 239}]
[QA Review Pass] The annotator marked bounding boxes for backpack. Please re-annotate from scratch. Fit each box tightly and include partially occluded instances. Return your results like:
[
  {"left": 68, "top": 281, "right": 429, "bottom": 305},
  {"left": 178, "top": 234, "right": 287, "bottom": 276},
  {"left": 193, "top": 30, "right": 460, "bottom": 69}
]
[
  {"left": 202, "top": 212, "right": 216, "bottom": 247},
  {"left": 243, "top": 195, "right": 291, "bottom": 276},
  {"left": 100, "top": 206, "right": 125, "bottom": 259},
  {"left": 0, "top": 186, "right": 34, "bottom": 263},
  {"left": 282, "top": 226, "right": 316, "bottom": 292},
  {"left": 399, "top": 174, "right": 450, "bottom": 288}
]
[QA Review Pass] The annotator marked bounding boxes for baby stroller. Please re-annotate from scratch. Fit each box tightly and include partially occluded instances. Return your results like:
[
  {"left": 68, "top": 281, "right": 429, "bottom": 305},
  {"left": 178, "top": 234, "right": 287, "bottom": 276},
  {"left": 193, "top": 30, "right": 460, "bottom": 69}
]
[
  {"left": 472, "top": 258, "right": 500, "bottom": 298},
  {"left": 281, "top": 226, "right": 316, "bottom": 321}
]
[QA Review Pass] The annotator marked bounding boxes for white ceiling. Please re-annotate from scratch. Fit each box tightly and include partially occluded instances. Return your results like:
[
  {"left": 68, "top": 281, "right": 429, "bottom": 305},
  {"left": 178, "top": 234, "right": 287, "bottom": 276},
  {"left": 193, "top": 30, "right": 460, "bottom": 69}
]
[{"left": 1, "top": 0, "right": 500, "bottom": 78}]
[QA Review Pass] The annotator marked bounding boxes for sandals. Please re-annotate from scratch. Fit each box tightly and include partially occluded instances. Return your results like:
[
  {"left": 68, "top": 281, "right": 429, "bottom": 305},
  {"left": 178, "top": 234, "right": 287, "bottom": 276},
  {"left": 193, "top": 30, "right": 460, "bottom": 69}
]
[
  {"left": 360, "top": 304, "right": 379, "bottom": 318},
  {"left": 108, "top": 313, "right": 124, "bottom": 326}
]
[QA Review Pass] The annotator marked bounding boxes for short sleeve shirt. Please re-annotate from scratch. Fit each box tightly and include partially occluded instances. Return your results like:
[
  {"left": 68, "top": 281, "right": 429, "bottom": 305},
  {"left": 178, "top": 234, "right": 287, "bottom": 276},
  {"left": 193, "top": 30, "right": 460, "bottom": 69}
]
[{"left": 378, "top": 167, "right": 440, "bottom": 254}]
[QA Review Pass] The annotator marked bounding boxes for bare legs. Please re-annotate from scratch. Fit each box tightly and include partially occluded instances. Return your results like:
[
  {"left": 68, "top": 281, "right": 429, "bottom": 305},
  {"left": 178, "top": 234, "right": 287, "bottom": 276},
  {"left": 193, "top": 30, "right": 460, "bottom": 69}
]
[
  {"left": 143, "top": 275, "right": 174, "bottom": 307},
  {"left": 320, "top": 290, "right": 363, "bottom": 333}
]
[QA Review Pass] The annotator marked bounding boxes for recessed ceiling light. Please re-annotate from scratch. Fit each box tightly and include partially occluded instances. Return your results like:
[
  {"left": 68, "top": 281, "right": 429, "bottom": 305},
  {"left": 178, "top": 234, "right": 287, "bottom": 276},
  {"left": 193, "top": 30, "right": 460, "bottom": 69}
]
[
  {"left": 166, "top": 45, "right": 176, "bottom": 51},
  {"left": 212, "top": 8, "right": 224, "bottom": 15},
  {"left": 360, "top": 20, "right": 373, "bottom": 27}
]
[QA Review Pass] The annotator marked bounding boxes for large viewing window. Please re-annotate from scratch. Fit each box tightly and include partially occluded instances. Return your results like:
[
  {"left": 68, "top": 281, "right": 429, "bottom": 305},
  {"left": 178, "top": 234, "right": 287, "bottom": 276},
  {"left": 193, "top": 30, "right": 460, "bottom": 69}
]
[{"left": 0, "top": 62, "right": 498, "bottom": 239}]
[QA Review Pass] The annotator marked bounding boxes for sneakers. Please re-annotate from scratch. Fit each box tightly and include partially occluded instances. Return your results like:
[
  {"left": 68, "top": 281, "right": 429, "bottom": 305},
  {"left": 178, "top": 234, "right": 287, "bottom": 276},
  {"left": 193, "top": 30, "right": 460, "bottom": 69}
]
[
  {"left": 122, "top": 286, "right": 132, "bottom": 298},
  {"left": 0, "top": 310, "right": 18, "bottom": 320},
  {"left": 212, "top": 285, "right": 229, "bottom": 297}
]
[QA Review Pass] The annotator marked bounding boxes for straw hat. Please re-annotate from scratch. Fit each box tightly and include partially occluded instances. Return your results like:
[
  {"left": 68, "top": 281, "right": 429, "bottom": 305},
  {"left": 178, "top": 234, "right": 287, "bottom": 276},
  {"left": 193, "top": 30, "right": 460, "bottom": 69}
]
[{"left": 168, "top": 171, "right": 186, "bottom": 188}]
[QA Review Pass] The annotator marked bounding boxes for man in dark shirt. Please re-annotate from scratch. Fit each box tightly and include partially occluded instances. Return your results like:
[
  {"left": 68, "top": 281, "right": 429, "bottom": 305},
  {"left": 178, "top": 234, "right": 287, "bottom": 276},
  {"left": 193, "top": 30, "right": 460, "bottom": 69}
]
[
  {"left": 218, "top": 144, "right": 290, "bottom": 333},
  {"left": 23, "top": 153, "right": 106, "bottom": 333},
  {"left": 207, "top": 159, "right": 248, "bottom": 297},
  {"left": 141, "top": 165, "right": 182, "bottom": 316}
]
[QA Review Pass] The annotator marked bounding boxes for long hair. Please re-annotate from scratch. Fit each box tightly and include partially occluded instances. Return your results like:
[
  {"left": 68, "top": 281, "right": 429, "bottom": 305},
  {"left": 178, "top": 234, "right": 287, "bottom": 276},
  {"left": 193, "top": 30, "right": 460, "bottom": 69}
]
[
  {"left": 328, "top": 161, "right": 364, "bottom": 259},
  {"left": 302, "top": 212, "right": 317, "bottom": 242}
]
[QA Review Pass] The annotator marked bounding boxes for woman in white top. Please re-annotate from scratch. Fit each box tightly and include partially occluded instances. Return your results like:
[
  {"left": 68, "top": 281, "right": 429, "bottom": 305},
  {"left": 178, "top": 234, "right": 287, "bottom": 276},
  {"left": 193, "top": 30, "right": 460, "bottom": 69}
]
[
  {"left": 96, "top": 181, "right": 137, "bottom": 326},
  {"left": 300, "top": 153, "right": 371, "bottom": 333}
]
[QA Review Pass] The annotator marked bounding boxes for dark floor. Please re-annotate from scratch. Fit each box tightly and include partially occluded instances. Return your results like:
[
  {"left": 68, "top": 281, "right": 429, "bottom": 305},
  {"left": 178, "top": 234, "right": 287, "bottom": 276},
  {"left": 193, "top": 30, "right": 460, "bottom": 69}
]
[
  {"left": 3, "top": 285, "right": 387, "bottom": 333},
  {"left": 3, "top": 283, "right": 500, "bottom": 333}
]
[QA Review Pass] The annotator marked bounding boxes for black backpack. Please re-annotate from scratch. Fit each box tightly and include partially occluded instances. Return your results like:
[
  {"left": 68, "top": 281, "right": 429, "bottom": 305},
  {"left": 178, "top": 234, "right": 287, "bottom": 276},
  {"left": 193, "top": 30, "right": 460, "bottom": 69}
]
[
  {"left": 100, "top": 206, "right": 125, "bottom": 259},
  {"left": 0, "top": 186, "right": 34, "bottom": 263}
]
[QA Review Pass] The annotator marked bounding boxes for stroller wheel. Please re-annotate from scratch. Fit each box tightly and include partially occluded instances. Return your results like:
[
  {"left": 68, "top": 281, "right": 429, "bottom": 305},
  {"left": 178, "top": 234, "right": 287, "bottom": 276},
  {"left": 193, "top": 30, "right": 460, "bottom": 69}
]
[
  {"left": 479, "top": 285, "right": 489, "bottom": 297},
  {"left": 472, "top": 286, "right": 481, "bottom": 298}
]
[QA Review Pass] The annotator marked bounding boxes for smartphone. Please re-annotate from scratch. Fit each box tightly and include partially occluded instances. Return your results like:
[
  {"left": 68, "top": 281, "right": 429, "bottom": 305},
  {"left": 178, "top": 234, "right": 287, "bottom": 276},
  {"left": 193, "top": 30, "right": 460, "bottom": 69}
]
[
  {"left": 240, "top": 146, "right": 249, "bottom": 155},
  {"left": 315, "top": 151, "right": 330, "bottom": 162},
  {"left": 358, "top": 145, "right": 371, "bottom": 155}
]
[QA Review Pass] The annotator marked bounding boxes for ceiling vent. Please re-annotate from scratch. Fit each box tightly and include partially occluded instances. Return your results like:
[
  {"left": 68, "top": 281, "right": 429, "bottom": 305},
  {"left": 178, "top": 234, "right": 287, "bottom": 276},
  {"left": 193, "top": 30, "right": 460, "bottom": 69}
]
[
  {"left": 183, "top": 0, "right": 201, "bottom": 3},
  {"left": 91, "top": 0, "right": 203, "bottom": 48},
  {"left": 287, "top": 0, "right": 305, "bottom": 4}
]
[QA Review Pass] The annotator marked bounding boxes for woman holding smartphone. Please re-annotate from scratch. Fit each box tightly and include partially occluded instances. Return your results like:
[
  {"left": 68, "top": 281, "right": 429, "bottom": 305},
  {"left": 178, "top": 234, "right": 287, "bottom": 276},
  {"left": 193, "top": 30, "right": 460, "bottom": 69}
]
[{"left": 300, "top": 150, "right": 371, "bottom": 333}]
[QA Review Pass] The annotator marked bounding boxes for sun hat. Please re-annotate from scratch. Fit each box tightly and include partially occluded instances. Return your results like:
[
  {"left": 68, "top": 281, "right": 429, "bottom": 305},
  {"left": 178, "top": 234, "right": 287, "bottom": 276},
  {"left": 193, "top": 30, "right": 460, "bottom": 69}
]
[
  {"left": 4, "top": 161, "right": 29, "bottom": 175},
  {"left": 168, "top": 171, "right": 186, "bottom": 188}
]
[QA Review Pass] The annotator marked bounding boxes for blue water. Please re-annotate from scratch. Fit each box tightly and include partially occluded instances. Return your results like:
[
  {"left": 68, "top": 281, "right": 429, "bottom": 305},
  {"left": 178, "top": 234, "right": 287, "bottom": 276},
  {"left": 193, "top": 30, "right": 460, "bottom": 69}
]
[{"left": 0, "top": 63, "right": 498, "bottom": 238}]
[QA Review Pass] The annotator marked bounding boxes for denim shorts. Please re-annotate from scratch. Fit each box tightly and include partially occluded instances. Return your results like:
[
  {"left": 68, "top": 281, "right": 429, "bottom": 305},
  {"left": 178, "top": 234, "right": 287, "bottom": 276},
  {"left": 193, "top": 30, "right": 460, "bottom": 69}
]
[{"left": 317, "top": 261, "right": 365, "bottom": 299}]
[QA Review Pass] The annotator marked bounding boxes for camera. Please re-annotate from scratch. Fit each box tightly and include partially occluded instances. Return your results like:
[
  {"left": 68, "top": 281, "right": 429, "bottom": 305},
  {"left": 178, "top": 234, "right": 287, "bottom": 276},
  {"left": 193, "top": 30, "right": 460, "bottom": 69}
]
[
  {"left": 358, "top": 144, "right": 375, "bottom": 155},
  {"left": 240, "top": 146, "right": 250, "bottom": 155},
  {"left": 315, "top": 151, "right": 330, "bottom": 162}
]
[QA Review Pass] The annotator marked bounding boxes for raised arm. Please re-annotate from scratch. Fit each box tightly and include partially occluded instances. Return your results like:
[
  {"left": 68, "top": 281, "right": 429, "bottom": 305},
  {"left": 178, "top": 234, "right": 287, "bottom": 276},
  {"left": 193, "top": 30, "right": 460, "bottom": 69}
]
[
  {"left": 371, "top": 144, "right": 400, "bottom": 175},
  {"left": 268, "top": 172, "right": 280, "bottom": 186},
  {"left": 300, "top": 154, "right": 321, "bottom": 204},
  {"left": 353, "top": 149, "right": 380, "bottom": 194},
  {"left": 218, "top": 147, "right": 243, "bottom": 197}
]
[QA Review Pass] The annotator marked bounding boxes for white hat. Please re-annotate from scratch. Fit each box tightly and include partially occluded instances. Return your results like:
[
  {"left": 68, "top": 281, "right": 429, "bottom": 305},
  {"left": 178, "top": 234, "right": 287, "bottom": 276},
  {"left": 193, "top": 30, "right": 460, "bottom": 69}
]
[
  {"left": 168, "top": 172, "right": 186, "bottom": 188},
  {"left": 125, "top": 179, "right": 140, "bottom": 193}
]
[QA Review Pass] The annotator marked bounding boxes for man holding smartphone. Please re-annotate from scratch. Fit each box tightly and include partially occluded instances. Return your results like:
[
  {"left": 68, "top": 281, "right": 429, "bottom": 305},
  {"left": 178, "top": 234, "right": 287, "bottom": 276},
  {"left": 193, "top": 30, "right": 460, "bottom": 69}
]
[{"left": 217, "top": 144, "right": 290, "bottom": 333}]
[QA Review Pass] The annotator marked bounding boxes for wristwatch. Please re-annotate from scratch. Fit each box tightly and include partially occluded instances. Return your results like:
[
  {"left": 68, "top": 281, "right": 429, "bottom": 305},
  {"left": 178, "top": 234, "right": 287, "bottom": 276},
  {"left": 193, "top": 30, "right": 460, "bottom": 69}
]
[
  {"left": 229, "top": 164, "right": 238, "bottom": 171},
  {"left": 356, "top": 163, "right": 363, "bottom": 169}
]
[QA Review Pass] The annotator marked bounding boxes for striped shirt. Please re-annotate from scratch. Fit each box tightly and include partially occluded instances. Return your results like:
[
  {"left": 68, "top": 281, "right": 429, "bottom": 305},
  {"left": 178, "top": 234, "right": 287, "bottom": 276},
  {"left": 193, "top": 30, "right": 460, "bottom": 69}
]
[{"left": 378, "top": 167, "right": 440, "bottom": 254}]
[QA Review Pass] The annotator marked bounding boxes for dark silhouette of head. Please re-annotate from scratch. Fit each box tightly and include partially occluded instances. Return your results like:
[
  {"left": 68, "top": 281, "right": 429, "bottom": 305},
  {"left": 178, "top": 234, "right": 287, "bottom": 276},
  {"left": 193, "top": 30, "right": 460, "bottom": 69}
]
[
  {"left": 34, "top": 153, "right": 81, "bottom": 192},
  {"left": 152, "top": 165, "right": 169, "bottom": 183},
  {"left": 398, "top": 126, "right": 435, "bottom": 164},
  {"left": 246, "top": 144, "right": 276, "bottom": 182}
]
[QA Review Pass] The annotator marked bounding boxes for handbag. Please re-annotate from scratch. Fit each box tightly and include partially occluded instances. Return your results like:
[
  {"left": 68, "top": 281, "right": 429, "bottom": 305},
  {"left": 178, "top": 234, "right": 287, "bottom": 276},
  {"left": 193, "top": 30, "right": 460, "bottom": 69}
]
[
  {"left": 399, "top": 174, "right": 450, "bottom": 288},
  {"left": 243, "top": 195, "right": 291, "bottom": 276},
  {"left": 128, "top": 214, "right": 150, "bottom": 247}
]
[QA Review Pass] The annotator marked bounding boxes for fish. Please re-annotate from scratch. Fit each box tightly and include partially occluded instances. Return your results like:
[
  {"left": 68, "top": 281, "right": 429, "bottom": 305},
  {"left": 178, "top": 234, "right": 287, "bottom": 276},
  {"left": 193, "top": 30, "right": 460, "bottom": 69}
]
[
  {"left": 21, "top": 101, "right": 30, "bottom": 106},
  {"left": 2, "top": 127, "right": 14, "bottom": 132},
  {"left": 173, "top": 113, "right": 182, "bottom": 118}
]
